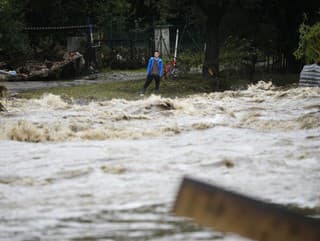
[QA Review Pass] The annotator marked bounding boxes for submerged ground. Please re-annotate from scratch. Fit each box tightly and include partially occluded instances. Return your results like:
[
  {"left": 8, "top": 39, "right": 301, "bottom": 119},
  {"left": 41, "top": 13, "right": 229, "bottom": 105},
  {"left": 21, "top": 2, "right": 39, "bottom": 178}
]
[{"left": 0, "top": 80, "right": 319, "bottom": 241}]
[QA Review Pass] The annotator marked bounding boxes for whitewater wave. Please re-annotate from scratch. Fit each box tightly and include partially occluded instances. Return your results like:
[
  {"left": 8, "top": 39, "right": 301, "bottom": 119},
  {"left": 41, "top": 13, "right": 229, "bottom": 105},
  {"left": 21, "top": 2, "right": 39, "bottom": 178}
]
[{"left": 0, "top": 82, "right": 319, "bottom": 142}]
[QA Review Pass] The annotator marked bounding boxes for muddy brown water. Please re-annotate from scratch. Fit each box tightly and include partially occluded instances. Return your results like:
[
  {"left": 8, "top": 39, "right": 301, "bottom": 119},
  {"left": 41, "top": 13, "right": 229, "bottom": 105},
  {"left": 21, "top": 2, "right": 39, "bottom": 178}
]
[{"left": 0, "top": 81, "right": 319, "bottom": 241}]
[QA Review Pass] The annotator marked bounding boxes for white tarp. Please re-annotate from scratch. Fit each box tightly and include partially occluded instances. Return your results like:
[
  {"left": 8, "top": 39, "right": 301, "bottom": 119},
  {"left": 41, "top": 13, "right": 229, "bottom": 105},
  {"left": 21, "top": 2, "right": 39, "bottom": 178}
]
[{"left": 299, "top": 64, "right": 320, "bottom": 87}]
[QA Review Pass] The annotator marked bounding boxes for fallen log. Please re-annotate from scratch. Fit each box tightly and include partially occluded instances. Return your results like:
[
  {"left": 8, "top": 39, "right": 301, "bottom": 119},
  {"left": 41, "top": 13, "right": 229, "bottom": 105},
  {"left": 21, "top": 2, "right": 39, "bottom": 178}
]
[{"left": 173, "top": 177, "right": 320, "bottom": 241}]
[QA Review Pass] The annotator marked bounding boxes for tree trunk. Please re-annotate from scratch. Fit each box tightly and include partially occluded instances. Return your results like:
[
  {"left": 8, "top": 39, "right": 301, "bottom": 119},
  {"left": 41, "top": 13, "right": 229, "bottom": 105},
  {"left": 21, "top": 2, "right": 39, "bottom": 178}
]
[
  {"left": 197, "top": 1, "right": 227, "bottom": 88},
  {"left": 202, "top": 14, "right": 220, "bottom": 80}
]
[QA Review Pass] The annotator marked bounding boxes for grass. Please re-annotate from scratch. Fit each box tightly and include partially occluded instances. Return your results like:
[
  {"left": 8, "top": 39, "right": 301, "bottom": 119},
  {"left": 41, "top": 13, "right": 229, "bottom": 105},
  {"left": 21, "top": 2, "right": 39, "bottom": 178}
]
[
  {"left": 18, "top": 74, "right": 215, "bottom": 101},
  {"left": 17, "top": 72, "right": 299, "bottom": 101},
  {"left": 100, "top": 68, "right": 146, "bottom": 73}
]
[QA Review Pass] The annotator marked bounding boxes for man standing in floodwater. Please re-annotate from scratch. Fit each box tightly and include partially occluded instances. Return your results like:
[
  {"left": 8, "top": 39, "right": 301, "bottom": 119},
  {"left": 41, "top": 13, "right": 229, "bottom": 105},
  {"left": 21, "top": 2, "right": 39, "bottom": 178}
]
[{"left": 140, "top": 50, "right": 163, "bottom": 95}]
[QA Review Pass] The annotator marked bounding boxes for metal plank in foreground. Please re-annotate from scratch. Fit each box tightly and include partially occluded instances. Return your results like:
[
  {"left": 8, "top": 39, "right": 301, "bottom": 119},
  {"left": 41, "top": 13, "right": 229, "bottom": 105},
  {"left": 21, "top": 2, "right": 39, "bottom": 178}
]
[{"left": 172, "top": 177, "right": 320, "bottom": 241}]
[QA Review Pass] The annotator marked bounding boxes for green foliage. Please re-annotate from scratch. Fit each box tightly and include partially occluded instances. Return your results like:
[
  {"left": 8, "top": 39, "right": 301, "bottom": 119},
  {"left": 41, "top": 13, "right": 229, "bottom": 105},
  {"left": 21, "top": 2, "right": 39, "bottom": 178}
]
[
  {"left": 0, "top": 0, "right": 31, "bottom": 64},
  {"left": 294, "top": 22, "right": 320, "bottom": 64},
  {"left": 96, "top": 45, "right": 113, "bottom": 68},
  {"left": 131, "top": 0, "right": 176, "bottom": 26},
  {"left": 1, "top": 0, "right": 319, "bottom": 74},
  {"left": 0, "top": 0, "right": 9, "bottom": 9},
  {"left": 219, "top": 36, "right": 259, "bottom": 77},
  {"left": 22, "top": 0, "right": 131, "bottom": 39},
  {"left": 95, "top": 0, "right": 131, "bottom": 32},
  {"left": 96, "top": 46, "right": 148, "bottom": 69},
  {"left": 176, "top": 50, "right": 204, "bottom": 73}
]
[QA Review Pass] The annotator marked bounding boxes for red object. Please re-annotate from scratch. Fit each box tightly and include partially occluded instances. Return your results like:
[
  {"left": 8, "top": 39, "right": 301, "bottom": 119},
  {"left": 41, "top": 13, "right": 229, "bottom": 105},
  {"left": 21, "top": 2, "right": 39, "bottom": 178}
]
[{"left": 163, "top": 60, "right": 176, "bottom": 77}]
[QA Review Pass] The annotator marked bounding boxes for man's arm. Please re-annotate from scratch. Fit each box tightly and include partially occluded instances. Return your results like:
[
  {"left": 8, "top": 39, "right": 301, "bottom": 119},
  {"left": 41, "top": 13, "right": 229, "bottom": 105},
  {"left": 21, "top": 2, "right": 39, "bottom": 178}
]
[
  {"left": 159, "top": 60, "right": 163, "bottom": 77},
  {"left": 147, "top": 58, "right": 153, "bottom": 75}
]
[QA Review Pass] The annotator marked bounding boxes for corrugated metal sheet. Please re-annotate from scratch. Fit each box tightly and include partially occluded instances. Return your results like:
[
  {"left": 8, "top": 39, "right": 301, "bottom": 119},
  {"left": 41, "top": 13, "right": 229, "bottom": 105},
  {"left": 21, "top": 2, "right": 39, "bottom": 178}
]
[{"left": 299, "top": 64, "right": 320, "bottom": 87}]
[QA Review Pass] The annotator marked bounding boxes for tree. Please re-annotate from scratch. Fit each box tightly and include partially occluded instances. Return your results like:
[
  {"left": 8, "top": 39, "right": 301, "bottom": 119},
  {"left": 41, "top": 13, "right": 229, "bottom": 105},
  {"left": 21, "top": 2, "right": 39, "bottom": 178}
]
[
  {"left": 195, "top": 0, "right": 227, "bottom": 78},
  {"left": 256, "top": 0, "right": 320, "bottom": 71},
  {"left": 194, "top": 0, "right": 266, "bottom": 79},
  {"left": 94, "top": 0, "right": 131, "bottom": 33},
  {"left": 294, "top": 21, "right": 320, "bottom": 64},
  {"left": 2, "top": 0, "right": 319, "bottom": 74},
  {"left": 194, "top": 0, "right": 320, "bottom": 76},
  {"left": 0, "top": 0, "right": 30, "bottom": 65}
]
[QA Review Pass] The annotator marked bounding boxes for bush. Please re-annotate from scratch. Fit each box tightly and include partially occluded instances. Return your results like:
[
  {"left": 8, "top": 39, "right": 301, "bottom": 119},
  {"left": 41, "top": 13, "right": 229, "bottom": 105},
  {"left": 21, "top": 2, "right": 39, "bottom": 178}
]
[
  {"left": 219, "top": 36, "right": 259, "bottom": 78},
  {"left": 294, "top": 22, "right": 320, "bottom": 64},
  {"left": 175, "top": 50, "right": 204, "bottom": 74},
  {"left": 107, "top": 47, "right": 148, "bottom": 69},
  {"left": 96, "top": 45, "right": 113, "bottom": 68}
]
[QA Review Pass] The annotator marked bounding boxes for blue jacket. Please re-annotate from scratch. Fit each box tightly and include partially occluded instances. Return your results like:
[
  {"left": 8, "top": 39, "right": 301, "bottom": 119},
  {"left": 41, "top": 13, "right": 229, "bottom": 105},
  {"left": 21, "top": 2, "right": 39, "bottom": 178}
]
[{"left": 147, "top": 57, "right": 163, "bottom": 76}]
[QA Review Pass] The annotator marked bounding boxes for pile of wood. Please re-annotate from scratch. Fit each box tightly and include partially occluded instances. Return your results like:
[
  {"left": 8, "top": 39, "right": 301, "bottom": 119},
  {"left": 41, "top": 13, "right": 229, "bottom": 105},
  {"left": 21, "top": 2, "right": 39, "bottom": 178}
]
[{"left": 0, "top": 52, "right": 85, "bottom": 81}]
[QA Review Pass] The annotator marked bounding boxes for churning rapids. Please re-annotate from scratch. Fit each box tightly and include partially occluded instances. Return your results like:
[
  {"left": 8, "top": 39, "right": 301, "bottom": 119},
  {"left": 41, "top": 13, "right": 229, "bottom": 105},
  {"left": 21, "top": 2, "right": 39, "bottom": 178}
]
[{"left": 0, "top": 81, "right": 319, "bottom": 241}]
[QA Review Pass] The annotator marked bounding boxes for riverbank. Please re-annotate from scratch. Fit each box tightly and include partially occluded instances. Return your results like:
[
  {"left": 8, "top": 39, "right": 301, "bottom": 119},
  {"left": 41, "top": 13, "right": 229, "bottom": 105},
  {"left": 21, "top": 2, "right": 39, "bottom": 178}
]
[
  {"left": 2, "top": 70, "right": 146, "bottom": 95},
  {"left": 10, "top": 72, "right": 299, "bottom": 101},
  {"left": 14, "top": 73, "right": 214, "bottom": 100}
]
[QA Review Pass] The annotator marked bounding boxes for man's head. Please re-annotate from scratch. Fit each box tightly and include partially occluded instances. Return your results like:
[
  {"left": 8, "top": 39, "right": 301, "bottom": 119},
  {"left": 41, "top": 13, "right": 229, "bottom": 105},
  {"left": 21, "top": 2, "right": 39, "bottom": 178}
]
[{"left": 154, "top": 50, "right": 160, "bottom": 58}]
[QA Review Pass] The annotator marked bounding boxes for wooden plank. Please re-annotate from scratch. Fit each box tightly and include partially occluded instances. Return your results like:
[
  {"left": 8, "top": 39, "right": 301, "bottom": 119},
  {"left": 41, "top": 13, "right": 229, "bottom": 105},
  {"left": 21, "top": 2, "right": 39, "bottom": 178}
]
[{"left": 172, "top": 177, "right": 320, "bottom": 241}]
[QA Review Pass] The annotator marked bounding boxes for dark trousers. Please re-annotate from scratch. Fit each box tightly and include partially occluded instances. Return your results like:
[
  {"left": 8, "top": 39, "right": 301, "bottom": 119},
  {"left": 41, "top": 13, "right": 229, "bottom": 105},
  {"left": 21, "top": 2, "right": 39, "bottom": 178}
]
[{"left": 143, "top": 74, "right": 160, "bottom": 91}]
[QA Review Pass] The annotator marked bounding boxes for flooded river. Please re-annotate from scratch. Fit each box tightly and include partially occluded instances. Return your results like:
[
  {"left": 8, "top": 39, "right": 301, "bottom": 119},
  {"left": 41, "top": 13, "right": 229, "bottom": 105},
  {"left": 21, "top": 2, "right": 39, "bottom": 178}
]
[{"left": 0, "top": 82, "right": 319, "bottom": 241}]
